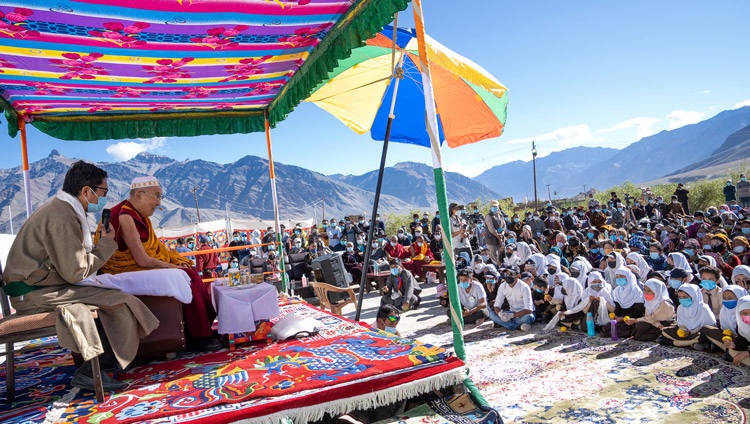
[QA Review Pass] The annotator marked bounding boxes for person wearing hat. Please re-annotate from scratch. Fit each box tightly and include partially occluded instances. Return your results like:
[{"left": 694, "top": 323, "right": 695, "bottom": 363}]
[
  {"left": 709, "top": 233, "right": 741, "bottom": 280},
  {"left": 725, "top": 179, "right": 738, "bottom": 203},
  {"left": 483, "top": 200, "right": 506, "bottom": 266},
  {"left": 100, "top": 176, "right": 219, "bottom": 352}
]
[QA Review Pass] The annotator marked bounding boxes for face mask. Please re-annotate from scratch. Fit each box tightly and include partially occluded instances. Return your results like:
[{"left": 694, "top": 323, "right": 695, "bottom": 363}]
[
  {"left": 310, "top": 249, "right": 317, "bottom": 254},
  {"left": 504, "top": 275, "right": 516, "bottom": 284},
  {"left": 579, "top": 212, "right": 585, "bottom": 217},
  {"left": 742, "top": 316, "right": 750, "bottom": 325},
  {"left": 482, "top": 255, "right": 490, "bottom": 261},
  {"left": 684, "top": 248, "right": 694, "bottom": 257},
  {"left": 295, "top": 243, "right": 302, "bottom": 248},
  {"left": 207, "top": 236, "right": 214, "bottom": 242},
  {"left": 507, "top": 238, "right": 515, "bottom": 245},
  {"left": 644, "top": 293, "right": 655, "bottom": 301},
  {"left": 382, "top": 325, "right": 398, "bottom": 334},
  {"left": 649, "top": 252, "right": 660, "bottom": 260},
  {"left": 615, "top": 277, "right": 628, "bottom": 287},
  {"left": 233, "top": 237, "right": 240, "bottom": 242},
  {"left": 723, "top": 300, "right": 738, "bottom": 309},
  {"left": 557, "top": 242, "right": 564, "bottom": 248},
  {"left": 417, "top": 242, "right": 423, "bottom": 247},
  {"left": 86, "top": 189, "right": 107, "bottom": 213},
  {"left": 268, "top": 255, "right": 275, "bottom": 260},
  {"left": 459, "top": 281, "right": 471, "bottom": 289},
  {"left": 703, "top": 244, "right": 712, "bottom": 251},
  {"left": 645, "top": 236, "right": 652, "bottom": 241},
  {"left": 535, "top": 288, "right": 544, "bottom": 293},
  {"left": 490, "top": 206, "right": 498, "bottom": 213},
  {"left": 591, "top": 248, "right": 600, "bottom": 254},
  {"left": 390, "top": 267, "right": 400, "bottom": 276},
  {"left": 230, "top": 262, "right": 239, "bottom": 269},
  {"left": 743, "top": 228, "right": 750, "bottom": 235},
  {"left": 734, "top": 246, "right": 745, "bottom": 253},
  {"left": 486, "top": 279, "right": 496, "bottom": 285},
  {"left": 594, "top": 209, "right": 601, "bottom": 213},
  {"left": 679, "top": 297, "right": 693, "bottom": 308},
  {"left": 372, "top": 243, "right": 378, "bottom": 248},
  {"left": 390, "top": 241, "right": 397, "bottom": 247},
  {"left": 474, "top": 264, "right": 485, "bottom": 272},
  {"left": 700, "top": 280, "right": 717, "bottom": 291},
  {"left": 590, "top": 284, "right": 603, "bottom": 291},
  {"left": 570, "top": 269, "right": 580, "bottom": 278},
  {"left": 347, "top": 247, "right": 354, "bottom": 252},
  {"left": 608, "top": 261, "right": 617, "bottom": 269},
  {"left": 713, "top": 243, "right": 724, "bottom": 252},
  {"left": 513, "top": 218, "right": 520, "bottom": 223},
  {"left": 587, "top": 233, "right": 595, "bottom": 240},
  {"left": 241, "top": 235, "right": 247, "bottom": 240},
  {"left": 187, "top": 243, "right": 195, "bottom": 249},
  {"left": 415, "top": 232, "right": 422, "bottom": 237},
  {"left": 322, "top": 225, "right": 328, "bottom": 229},
  {"left": 609, "top": 235, "right": 617, "bottom": 242},
  {"left": 669, "top": 279, "right": 682, "bottom": 289},
  {"left": 617, "top": 208, "right": 623, "bottom": 212}
]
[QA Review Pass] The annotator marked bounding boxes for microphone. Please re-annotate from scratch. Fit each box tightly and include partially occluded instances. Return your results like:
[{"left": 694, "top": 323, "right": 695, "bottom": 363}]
[{"left": 101, "top": 209, "right": 111, "bottom": 233}]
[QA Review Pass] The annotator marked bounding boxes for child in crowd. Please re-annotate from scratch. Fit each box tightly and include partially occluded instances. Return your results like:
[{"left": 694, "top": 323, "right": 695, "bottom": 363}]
[
  {"left": 560, "top": 271, "right": 614, "bottom": 332},
  {"left": 628, "top": 279, "right": 675, "bottom": 341},
  {"left": 660, "top": 284, "right": 716, "bottom": 348},
  {"left": 723, "top": 295, "right": 750, "bottom": 366},
  {"left": 698, "top": 265, "right": 724, "bottom": 319},
  {"left": 532, "top": 277, "right": 552, "bottom": 323},
  {"left": 701, "top": 285, "right": 748, "bottom": 356},
  {"left": 601, "top": 267, "right": 645, "bottom": 338}
]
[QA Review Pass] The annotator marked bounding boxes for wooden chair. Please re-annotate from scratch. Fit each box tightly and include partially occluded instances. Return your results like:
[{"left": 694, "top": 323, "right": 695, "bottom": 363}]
[
  {"left": 309, "top": 281, "right": 357, "bottom": 316},
  {"left": 0, "top": 260, "right": 104, "bottom": 403}
]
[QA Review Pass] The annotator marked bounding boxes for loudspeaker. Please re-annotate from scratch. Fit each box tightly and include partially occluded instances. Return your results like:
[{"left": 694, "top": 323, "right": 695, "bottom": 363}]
[{"left": 312, "top": 253, "right": 350, "bottom": 303}]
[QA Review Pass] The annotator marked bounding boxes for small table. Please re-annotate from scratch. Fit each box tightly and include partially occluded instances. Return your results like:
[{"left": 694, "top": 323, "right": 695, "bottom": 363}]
[
  {"left": 366, "top": 271, "right": 391, "bottom": 294},
  {"left": 422, "top": 263, "right": 447, "bottom": 285},
  {"left": 212, "top": 282, "right": 280, "bottom": 335}
]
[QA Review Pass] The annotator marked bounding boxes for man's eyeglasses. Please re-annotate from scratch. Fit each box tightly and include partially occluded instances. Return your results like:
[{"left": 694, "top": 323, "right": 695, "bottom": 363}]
[
  {"left": 140, "top": 191, "right": 166, "bottom": 201},
  {"left": 387, "top": 315, "right": 400, "bottom": 323},
  {"left": 93, "top": 186, "right": 109, "bottom": 196}
]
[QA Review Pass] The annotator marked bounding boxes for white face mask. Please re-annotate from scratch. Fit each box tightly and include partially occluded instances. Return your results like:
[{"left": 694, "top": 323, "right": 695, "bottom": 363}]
[{"left": 734, "top": 246, "right": 746, "bottom": 253}]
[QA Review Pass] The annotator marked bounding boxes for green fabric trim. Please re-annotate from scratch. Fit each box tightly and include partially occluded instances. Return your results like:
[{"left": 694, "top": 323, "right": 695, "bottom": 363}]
[
  {"left": 4, "top": 281, "right": 42, "bottom": 297},
  {"left": 463, "top": 376, "right": 490, "bottom": 407},
  {"left": 2, "top": 0, "right": 410, "bottom": 141}
]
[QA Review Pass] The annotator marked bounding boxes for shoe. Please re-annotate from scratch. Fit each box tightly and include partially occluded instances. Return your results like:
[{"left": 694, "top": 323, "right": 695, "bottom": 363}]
[
  {"left": 656, "top": 336, "right": 673, "bottom": 346},
  {"left": 493, "top": 322, "right": 501, "bottom": 329},
  {"left": 693, "top": 343, "right": 707, "bottom": 351},
  {"left": 475, "top": 318, "right": 485, "bottom": 327},
  {"left": 723, "top": 351, "right": 734, "bottom": 362},
  {"left": 520, "top": 323, "right": 531, "bottom": 332},
  {"left": 72, "top": 369, "right": 127, "bottom": 392}
]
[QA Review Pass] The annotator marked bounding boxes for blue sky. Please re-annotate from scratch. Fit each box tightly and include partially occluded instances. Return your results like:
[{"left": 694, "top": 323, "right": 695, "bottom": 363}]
[{"left": 1, "top": 1, "right": 749, "bottom": 178}]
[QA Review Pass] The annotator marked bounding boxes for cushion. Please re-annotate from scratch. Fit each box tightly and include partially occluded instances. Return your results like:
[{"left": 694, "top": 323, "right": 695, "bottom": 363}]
[{"left": 0, "top": 311, "right": 56, "bottom": 335}]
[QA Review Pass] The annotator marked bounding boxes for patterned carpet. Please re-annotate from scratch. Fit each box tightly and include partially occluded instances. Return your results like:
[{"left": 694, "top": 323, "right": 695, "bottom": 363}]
[{"left": 410, "top": 322, "right": 750, "bottom": 423}]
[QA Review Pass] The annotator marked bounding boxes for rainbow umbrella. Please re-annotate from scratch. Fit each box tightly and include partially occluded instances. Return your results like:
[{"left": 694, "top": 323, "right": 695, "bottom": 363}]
[{"left": 306, "top": 25, "right": 508, "bottom": 148}]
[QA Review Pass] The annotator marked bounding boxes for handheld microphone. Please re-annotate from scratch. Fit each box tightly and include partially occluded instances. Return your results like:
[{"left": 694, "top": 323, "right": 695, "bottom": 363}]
[{"left": 101, "top": 208, "right": 111, "bottom": 233}]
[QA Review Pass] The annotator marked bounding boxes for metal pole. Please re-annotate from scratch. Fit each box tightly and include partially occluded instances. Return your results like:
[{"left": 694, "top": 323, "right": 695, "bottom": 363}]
[
  {"left": 8, "top": 205, "right": 13, "bottom": 235},
  {"left": 532, "top": 141, "right": 538, "bottom": 211},
  {"left": 192, "top": 186, "right": 201, "bottom": 223},
  {"left": 264, "top": 109, "right": 287, "bottom": 293},
  {"left": 18, "top": 118, "right": 32, "bottom": 218},
  {"left": 322, "top": 196, "right": 325, "bottom": 223}
]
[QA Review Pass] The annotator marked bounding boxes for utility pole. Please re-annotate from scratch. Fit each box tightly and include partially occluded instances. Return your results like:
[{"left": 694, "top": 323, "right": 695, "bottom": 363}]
[
  {"left": 532, "top": 141, "right": 538, "bottom": 211},
  {"left": 546, "top": 184, "right": 552, "bottom": 202},
  {"left": 192, "top": 186, "right": 202, "bottom": 223},
  {"left": 583, "top": 184, "right": 587, "bottom": 196},
  {"left": 322, "top": 196, "right": 325, "bottom": 222}
]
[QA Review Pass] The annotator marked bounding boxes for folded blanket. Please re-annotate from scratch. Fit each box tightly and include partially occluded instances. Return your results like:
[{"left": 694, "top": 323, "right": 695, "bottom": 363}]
[{"left": 77, "top": 269, "right": 193, "bottom": 304}]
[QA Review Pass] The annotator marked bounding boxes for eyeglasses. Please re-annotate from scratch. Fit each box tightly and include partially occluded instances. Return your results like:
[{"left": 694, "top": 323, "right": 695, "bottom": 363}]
[
  {"left": 387, "top": 315, "right": 400, "bottom": 323},
  {"left": 140, "top": 191, "right": 165, "bottom": 201},
  {"left": 92, "top": 186, "right": 109, "bottom": 196}
]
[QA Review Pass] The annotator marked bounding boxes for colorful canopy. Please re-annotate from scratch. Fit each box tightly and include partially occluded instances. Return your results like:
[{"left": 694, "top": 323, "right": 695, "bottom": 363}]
[
  {"left": 0, "top": 0, "right": 409, "bottom": 140},
  {"left": 306, "top": 25, "right": 508, "bottom": 148}
]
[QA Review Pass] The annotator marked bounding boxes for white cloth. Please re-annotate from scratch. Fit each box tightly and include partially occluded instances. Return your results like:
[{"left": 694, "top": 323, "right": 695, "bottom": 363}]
[
  {"left": 668, "top": 252, "right": 692, "bottom": 273},
  {"left": 612, "top": 267, "right": 644, "bottom": 309},
  {"left": 570, "top": 257, "right": 592, "bottom": 288},
  {"left": 530, "top": 253, "right": 547, "bottom": 277},
  {"left": 494, "top": 280, "right": 533, "bottom": 313},
  {"left": 732, "top": 265, "right": 750, "bottom": 285},
  {"left": 735, "top": 295, "right": 750, "bottom": 341},
  {"left": 720, "top": 285, "right": 749, "bottom": 332},
  {"left": 676, "top": 283, "right": 716, "bottom": 332},
  {"left": 77, "top": 269, "right": 193, "bottom": 303},
  {"left": 212, "top": 282, "right": 280, "bottom": 334},
  {"left": 562, "top": 275, "right": 583, "bottom": 310},
  {"left": 459, "top": 280, "right": 487, "bottom": 310},
  {"left": 603, "top": 252, "right": 625, "bottom": 288},
  {"left": 55, "top": 191, "right": 93, "bottom": 253},
  {"left": 627, "top": 252, "right": 652, "bottom": 282},
  {"left": 516, "top": 242, "right": 532, "bottom": 264},
  {"left": 644, "top": 278, "right": 671, "bottom": 316}
]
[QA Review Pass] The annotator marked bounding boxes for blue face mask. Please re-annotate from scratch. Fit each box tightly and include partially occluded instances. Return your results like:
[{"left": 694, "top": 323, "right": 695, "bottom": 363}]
[
  {"left": 459, "top": 281, "right": 470, "bottom": 289},
  {"left": 507, "top": 238, "right": 515, "bottom": 245},
  {"left": 679, "top": 297, "right": 693, "bottom": 308},
  {"left": 615, "top": 277, "right": 628, "bottom": 287},
  {"left": 649, "top": 252, "right": 660, "bottom": 260},
  {"left": 187, "top": 243, "right": 195, "bottom": 249},
  {"left": 590, "top": 248, "right": 599, "bottom": 254},
  {"left": 700, "top": 280, "right": 717, "bottom": 291},
  {"left": 86, "top": 189, "right": 107, "bottom": 213},
  {"left": 587, "top": 233, "right": 595, "bottom": 240},
  {"left": 669, "top": 279, "right": 682, "bottom": 289},
  {"left": 743, "top": 228, "right": 750, "bottom": 235},
  {"left": 535, "top": 288, "right": 544, "bottom": 293},
  {"left": 723, "top": 299, "right": 738, "bottom": 309},
  {"left": 609, "top": 235, "right": 617, "bottom": 242},
  {"left": 513, "top": 218, "right": 520, "bottom": 223},
  {"left": 390, "top": 267, "right": 400, "bottom": 276},
  {"left": 486, "top": 279, "right": 496, "bottom": 285},
  {"left": 384, "top": 326, "right": 398, "bottom": 334},
  {"left": 683, "top": 249, "right": 694, "bottom": 257},
  {"left": 490, "top": 206, "right": 498, "bottom": 213}
]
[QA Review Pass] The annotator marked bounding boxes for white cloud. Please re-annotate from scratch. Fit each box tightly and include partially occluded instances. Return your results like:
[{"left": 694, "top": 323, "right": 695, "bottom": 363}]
[
  {"left": 444, "top": 161, "right": 490, "bottom": 178},
  {"left": 598, "top": 117, "right": 661, "bottom": 139},
  {"left": 735, "top": 98, "right": 750, "bottom": 109},
  {"left": 666, "top": 110, "right": 705, "bottom": 130},
  {"left": 106, "top": 137, "right": 166, "bottom": 161},
  {"left": 505, "top": 124, "right": 601, "bottom": 148}
]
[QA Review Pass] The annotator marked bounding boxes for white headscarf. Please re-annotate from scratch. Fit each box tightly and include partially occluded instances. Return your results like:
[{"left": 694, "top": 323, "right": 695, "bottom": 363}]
[
  {"left": 570, "top": 257, "right": 592, "bottom": 288},
  {"left": 720, "top": 285, "right": 749, "bottom": 332},
  {"left": 627, "top": 252, "right": 652, "bottom": 282},
  {"left": 530, "top": 253, "right": 547, "bottom": 277},
  {"left": 676, "top": 283, "right": 716, "bottom": 332},
  {"left": 612, "top": 267, "right": 644, "bottom": 309},
  {"left": 668, "top": 252, "right": 692, "bottom": 274},
  {"left": 735, "top": 295, "right": 750, "bottom": 341},
  {"left": 516, "top": 241, "right": 533, "bottom": 264},
  {"left": 603, "top": 252, "right": 625, "bottom": 288},
  {"left": 643, "top": 278, "right": 671, "bottom": 316},
  {"left": 55, "top": 190, "right": 93, "bottom": 253},
  {"left": 584, "top": 271, "right": 614, "bottom": 306},
  {"left": 732, "top": 265, "right": 750, "bottom": 285},
  {"left": 545, "top": 254, "right": 563, "bottom": 298},
  {"left": 562, "top": 275, "right": 583, "bottom": 310}
]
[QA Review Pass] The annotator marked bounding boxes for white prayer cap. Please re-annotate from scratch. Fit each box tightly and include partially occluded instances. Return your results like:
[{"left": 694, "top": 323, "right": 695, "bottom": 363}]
[{"left": 130, "top": 176, "right": 160, "bottom": 190}]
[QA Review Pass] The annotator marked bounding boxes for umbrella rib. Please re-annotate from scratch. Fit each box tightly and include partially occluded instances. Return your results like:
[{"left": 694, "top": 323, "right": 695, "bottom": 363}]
[{"left": 312, "top": 76, "right": 393, "bottom": 102}]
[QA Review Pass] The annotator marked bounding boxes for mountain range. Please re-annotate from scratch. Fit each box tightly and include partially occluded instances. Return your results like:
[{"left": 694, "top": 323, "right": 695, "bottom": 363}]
[
  {"left": 475, "top": 106, "right": 750, "bottom": 200},
  {"left": 0, "top": 153, "right": 500, "bottom": 233}
]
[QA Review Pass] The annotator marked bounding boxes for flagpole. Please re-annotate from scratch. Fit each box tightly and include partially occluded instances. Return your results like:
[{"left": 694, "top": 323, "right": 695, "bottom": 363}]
[
  {"left": 18, "top": 118, "right": 33, "bottom": 218},
  {"left": 264, "top": 110, "right": 287, "bottom": 293}
]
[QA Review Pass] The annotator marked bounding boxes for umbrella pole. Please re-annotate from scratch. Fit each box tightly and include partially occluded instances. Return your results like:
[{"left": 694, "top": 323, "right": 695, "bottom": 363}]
[
  {"left": 411, "top": 0, "right": 465, "bottom": 360},
  {"left": 18, "top": 118, "right": 32, "bottom": 218},
  {"left": 354, "top": 31, "right": 406, "bottom": 322},
  {"left": 264, "top": 110, "right": 287, "bottom": 294}
]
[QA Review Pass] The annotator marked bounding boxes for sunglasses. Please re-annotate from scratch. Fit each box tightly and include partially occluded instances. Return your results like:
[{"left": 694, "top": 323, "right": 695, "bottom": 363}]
[{"left": 387, "top": 315, "right": 400, "bottom": 323}]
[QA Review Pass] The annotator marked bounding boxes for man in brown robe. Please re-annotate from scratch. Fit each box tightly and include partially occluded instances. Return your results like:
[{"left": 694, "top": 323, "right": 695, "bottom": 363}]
[{"left": 2, "top": 161, "right": 159, "bottom": 392}]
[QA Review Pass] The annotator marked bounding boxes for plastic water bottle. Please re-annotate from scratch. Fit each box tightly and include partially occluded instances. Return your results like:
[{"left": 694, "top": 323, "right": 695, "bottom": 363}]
[
  {"left": 586, "top": 312, "right": 596, "bottom": 337},
  {"left": 301, "top": 274, "right": 308, "bottom": 287},
  {"left": 610, "top": 319, "right": 619, "bottom": 341}
]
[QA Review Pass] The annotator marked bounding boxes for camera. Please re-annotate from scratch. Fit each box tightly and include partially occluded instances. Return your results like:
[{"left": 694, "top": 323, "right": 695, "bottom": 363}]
[{"left": 624, "top": 193, "right": 633, "bottom": 208}]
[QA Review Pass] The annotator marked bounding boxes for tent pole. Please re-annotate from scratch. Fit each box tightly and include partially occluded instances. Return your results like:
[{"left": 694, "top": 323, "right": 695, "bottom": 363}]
[
  {"left": 412, "top": 0, "right": 465, "bottom": 359},
  {"left": 354, "top": 26, "right": 405, "bottom": 322},
  {"left": 18, "top": 118, "right": 33, "bottom": 219},
  {"left": 264, "top": 110, "right": 287, "bottom": 293}
]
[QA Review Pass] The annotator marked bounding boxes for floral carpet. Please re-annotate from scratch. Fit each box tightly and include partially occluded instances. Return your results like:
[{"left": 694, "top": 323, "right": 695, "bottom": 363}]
[{"left": 412, "top": 323, "right": 749, "bottom": 423}]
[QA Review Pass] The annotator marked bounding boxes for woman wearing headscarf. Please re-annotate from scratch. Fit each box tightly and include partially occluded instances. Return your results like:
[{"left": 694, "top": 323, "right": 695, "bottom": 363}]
[
  {"left": 626, "top": 252, "right": 653, "bottom": 283},
  {"left": 722, "top": 295, "right": 750, "bottom": 366},
  {"left": 660, "top": 284, "right": 716, "bottom": 348},
  {"left": 732, "top": 236, "right": 750, "bottom": 266},
  {"left": 628, "top": 279, "right": 675, "bottom": 341},
  {"left": 558, "top": 271, "right": 614, "bottom": 332},
  {"left": 602, "top": 252, "right": 625, "bottom": 288},
  {"left": 601, "top": 267, "right": 645, "bottom": 338},
  {"left": 516, "top": 241, "right": 533, "bottom": 265},
  {"left": 529, "top": 253, "right": 548, "bottom": 279},
  {"left": 570, "top": 257, "right": 592, "bottom": 288},
  {"left": 732, "top": 265, "right": 750, "bottom": 290},
  {"left": 667, "top": 252, "right": 692, "bottom": 274},
  {"left": 557, "top": 275, "right": 585, "bottom": 327},
  {"left": 501, "top": 243, "right": 522, "bottom": 271},
  {"left": 701, "top": 285, "right": 749, "bottom": 355},
  {"left": 548, "top": 245, "right": 570, "bottom": 268}
]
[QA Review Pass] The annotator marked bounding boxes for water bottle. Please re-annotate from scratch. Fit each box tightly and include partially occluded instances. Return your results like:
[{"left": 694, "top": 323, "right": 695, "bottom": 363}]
[
  {"left": 610, "top": 319, "right": 619, "bottom": 341},
  {"left": 301, "top": 274, "right": 308, "bottom": 287},
  {"left": 586, "top": 312, "right": 596, "bottom": 337}
]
